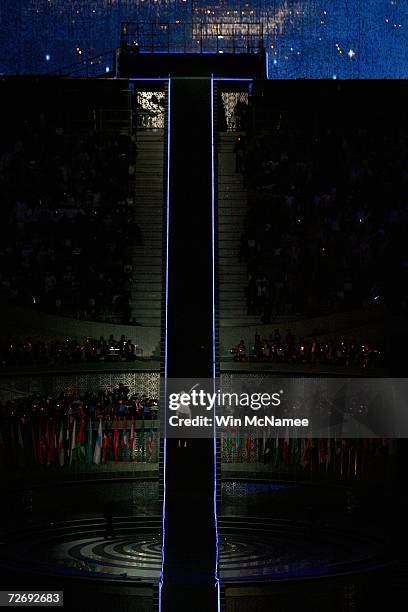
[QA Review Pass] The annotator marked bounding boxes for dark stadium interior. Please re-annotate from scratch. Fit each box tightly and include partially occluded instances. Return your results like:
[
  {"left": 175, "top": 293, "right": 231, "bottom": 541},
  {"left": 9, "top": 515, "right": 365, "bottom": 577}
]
[
  {"left": 0, "top": 34, "right": 407, "bottom": 612},
  {"left": 163, "top": 78, "right": 217, "bottom": 612}
]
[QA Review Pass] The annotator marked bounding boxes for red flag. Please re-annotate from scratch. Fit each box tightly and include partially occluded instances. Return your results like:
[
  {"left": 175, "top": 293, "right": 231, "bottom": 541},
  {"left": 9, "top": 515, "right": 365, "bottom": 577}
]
[
  {"left": 129, "top": 417, "right": 135, "bottom": 459},
  {"left": 318, "top": 438, "right": 327, "bottom": 465},
  {"left": 113, "top": 417, "right": 119, "bottom": 462},
  {"left": 47, "top": 422, "right": 56, "bottom": 466},
  {"left": 246, "top": 434, "right": 252, "bottom": 461},
  {"left": 147, "top": 427, "right": 153, "bottom": 458},
  {"left": 38, "top": 420, "right": 48, "bottom": 465},
  {"left": 58, "top": 421, "right": 65, "bottom": 467},
  {"left": 102, "top": 431, "right": 110, "bottom": 464},
  {"left": 281, "top": 435, "right": 289, "bottom": 464}
]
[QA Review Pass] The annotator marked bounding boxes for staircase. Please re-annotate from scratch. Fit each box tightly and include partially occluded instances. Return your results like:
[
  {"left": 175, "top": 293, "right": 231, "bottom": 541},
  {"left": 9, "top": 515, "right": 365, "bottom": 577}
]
[
  {"left": 217, "top": 132, "right": 259, "bottom": 327},
  {"left": 130, "top": 130, "right": 165, "bottom": 327}
]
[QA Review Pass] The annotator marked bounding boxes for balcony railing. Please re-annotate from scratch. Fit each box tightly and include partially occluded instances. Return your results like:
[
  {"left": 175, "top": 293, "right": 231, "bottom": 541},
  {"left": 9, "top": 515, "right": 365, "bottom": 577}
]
[{"left": 120, "top": 21, "right": 264, "bottom": 54}]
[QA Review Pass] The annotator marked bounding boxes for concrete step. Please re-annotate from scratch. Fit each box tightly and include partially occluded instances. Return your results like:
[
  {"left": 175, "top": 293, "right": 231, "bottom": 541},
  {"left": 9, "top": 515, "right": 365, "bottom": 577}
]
[
  {"left": 133, "top": 214, "right": 163, "bottom": 223},
  {"left": 218, "top": 250, "right": 241, "bottom": 258},
  {"left": 132, "top": 133, "right": 165, "bottom": 330},
  {"left": 135, "top": 172, "right": 163, "bottom": 179},
  {"left": 132, "top": 268, "right": 163, "bottom": 277},
  {"left": 131, "top": 282, "right": 163, "bottom": 291},
  {"left": 217, "top": 197, "right": 247, "bottom": 204},
  {"left": 132, "top": 267, "right": 162, "bottom": 275},
  {"left": 135, "top": 318, "right": 162, "bottom": 327},
  {"left": 132, "top": 228, "right": 163, "bottom": 236},
  {"left": 130, "top": 253, "right": 162, "bottom": 261},
  {"left": 137, "top": 131, "right": 165, "bottom": 139},
  {"left": 133, "top": 191, "right": 164, "bottom": 198},
  {"left": 132, "top": 239, "right": 163, "bottom": 247},
  {"left": 130, "top": 305, "right": 162, "bottom": 316},
  {"left": 218, "top": 185, "right": 246, "bottom": 193},
  {"left": 131, "top": 295, "right": 162, "bottom": 305},
  {"left": 219, "top": 307, "right": 255, "bottom": 315},
  {"left": 220, "top": 317, "right": 261, "bottom": 327}
]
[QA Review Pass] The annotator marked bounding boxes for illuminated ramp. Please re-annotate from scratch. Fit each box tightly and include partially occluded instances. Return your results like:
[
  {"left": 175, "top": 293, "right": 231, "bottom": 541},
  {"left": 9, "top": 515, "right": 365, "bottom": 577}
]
[{"left": 161, "top": 78, "right": 218, "bottom": 612}]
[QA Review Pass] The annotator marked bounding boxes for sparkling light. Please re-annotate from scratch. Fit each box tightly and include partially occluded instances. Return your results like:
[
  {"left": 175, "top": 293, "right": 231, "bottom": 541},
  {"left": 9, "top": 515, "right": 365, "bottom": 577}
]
[{"left": 0, "top": 1, "right": 406, "bottom": 77}]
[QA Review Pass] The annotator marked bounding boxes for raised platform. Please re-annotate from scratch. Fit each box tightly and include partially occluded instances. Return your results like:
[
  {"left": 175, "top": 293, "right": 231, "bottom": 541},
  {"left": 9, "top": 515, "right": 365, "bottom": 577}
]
[
  {"left": 118, "top": 51, "right": 265, "bottom": 79},
  {"left": 0, "top": 514, "right": 386, "bottom": 585}
]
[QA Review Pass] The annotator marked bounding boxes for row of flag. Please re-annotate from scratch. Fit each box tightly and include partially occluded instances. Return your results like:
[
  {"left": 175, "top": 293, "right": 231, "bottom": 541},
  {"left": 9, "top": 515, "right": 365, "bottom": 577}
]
[
  {"left": 221, "top": 430, "right": 397, "bottom": 475},
  {"left": 0, "top": 417, "right": 157, "bottom": 469}
]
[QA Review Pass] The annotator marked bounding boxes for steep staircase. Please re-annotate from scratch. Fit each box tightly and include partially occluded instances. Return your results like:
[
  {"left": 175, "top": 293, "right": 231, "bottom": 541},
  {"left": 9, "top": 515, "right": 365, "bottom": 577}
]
[
  {"left": 130, "top": 130, "right": 165, "bottom": 327},
  {"left": 217, "top": 132, "right": 259, "bottom": 327}
]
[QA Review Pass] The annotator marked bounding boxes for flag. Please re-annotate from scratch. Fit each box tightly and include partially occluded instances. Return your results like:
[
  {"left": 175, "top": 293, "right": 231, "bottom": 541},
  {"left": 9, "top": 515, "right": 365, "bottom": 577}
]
[
  {"left": 235, "top": 429, "right": 242, "bottom": 462},
  {"left": 263, "top": 435, "right": 273, "bottom": 463},
  {"left": 225, "top": 429, "right": 233, "bottom": 460},
  {"left": 86, "top": 418, "right": 93, "bottom": 464},
  {"left": 245, "top": 433, "right": 252, "bottom": 461},
  {"left": 129, "top": 417, "right": 135, "bottom": 460},
  {"left": 318, "top": 438, "right": 327, "bottom": 465},
  {"left": 58, "top": 421, "right": 65, "bottom": 467},
  {"left": 93, "top": 418, "right": 103, "bottom": 465},
  {"left": 147, "top": 426, "right": 154, "bottom": 459},
  {"left": 121, "top": 418, "right": 129, "bottom": 460},
  {"left": 273, "top": 436, "right": 280, "bottom": 466},
  {"left": 113, "top": 417, "right": 119, "bottom": 462},
  {"left": 102, "top": 429, "right": 110, "bottom": 464},
  {"left": 47, "top": 423, "right": 56, "bottom": 466},
  {"left": 74, "top": 419, "right": 86, "bottom": 462},
  {"left": 38, "top": 420, "right": 48, "bottom": 466},
  {"left": 65, "top": 418, "right": 70, "bottom": 462},
  {"left": 16, "top": 424, "right": 25, "bottom": 469},
  {"left": 326, "top": 438, "right": 332, "bottom": 471},
  {"left": 281, "top": 433, "right": 289, "bottom": 464},
  {"left": 290, "top": 437, "right": 300, "bottom": 466},
  {"left": 139, "top": 419, "right": 145, "bottom": 457},
  {"left": 69, "top": 419, "right": 76, "bottom": 465},
  {"left": 301, "top": 437, "right": 312, "bottom": 469}
]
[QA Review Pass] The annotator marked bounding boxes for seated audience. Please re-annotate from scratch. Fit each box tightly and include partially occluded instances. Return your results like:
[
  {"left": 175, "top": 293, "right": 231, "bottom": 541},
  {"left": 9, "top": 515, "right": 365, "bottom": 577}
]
[
  {"left": 240, "top": 113, "right": 408, "bottom": 320},
  {"left": 231, "top": 330, "right": 381, "bottom": 369},
  {"left": 0, "top": 116, "right": 140, "bottom": 323},
  {"left": 0, "top": 334, "right": 142, "bottom": 367}
]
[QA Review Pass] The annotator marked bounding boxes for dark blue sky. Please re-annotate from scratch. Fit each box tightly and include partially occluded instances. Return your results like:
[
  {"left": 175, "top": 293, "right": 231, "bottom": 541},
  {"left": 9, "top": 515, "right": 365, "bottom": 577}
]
[{"left": 0, "top": 1, "right": 406, "bottom": 77}]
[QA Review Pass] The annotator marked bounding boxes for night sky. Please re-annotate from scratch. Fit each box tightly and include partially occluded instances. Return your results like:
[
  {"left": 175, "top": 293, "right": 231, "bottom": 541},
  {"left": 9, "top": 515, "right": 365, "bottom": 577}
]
[{"left": 0, "top": 1, "right": 406, "bottom": 77}]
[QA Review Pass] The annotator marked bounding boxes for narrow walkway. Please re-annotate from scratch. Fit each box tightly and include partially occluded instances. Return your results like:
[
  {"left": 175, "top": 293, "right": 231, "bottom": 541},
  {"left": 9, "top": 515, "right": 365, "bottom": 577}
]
[
  {"left": 217, "top": 132, "right": 256, "bottom": 327},
  {"left": 161, "top": 78, "right": 218, "bottom": 612},
  {"left": 131, "top": 130, "right": 165, "bottom": 327}
]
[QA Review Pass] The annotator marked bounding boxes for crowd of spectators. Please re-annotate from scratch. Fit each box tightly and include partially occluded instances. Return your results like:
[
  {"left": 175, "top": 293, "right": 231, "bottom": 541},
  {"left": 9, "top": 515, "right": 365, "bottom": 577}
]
[
  {"left": 231, "top": 329, "right": 381, "bottom": 369},
  {"left": 1, "top": 383, "right": 158, "bottom": 423},
  {"left": 0, "top": 115, "right": 140, "bottom": 323},
  {"left": 240, "top": 110, "right": 408, "bottom": 321},
  {"left": 0, "top": 334, "right": 143, "bottom": 367}
]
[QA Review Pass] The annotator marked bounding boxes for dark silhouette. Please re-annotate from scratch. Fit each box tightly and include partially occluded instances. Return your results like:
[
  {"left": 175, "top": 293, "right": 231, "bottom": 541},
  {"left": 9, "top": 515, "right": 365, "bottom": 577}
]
[{"left": 103, "top": 501, "right": 115, "bottom": 540}]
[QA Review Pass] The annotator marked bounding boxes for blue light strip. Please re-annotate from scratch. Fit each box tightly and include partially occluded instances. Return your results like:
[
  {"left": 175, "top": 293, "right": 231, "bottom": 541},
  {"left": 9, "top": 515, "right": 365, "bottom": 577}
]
[
  {"left": 210, "top": 76, "right": 221, "bottom": 612},
  {"left": 158, "top": 76, "right": 171, "bottom": 612},
  {"left": 128, "top": 77, "right": 169, "bottom": 81},
  {"left": 213, "top": 77, "right": 253, "bottom": 81}
]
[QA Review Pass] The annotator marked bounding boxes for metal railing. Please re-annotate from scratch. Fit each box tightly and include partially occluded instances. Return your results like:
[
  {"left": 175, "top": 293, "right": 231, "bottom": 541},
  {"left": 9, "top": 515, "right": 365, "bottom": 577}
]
[
  {"left": 48, "top": 50, "right": 116, "bottom": 78},
  {"left": 120, "top": 21, "right": 264, "bottom": 54}
]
